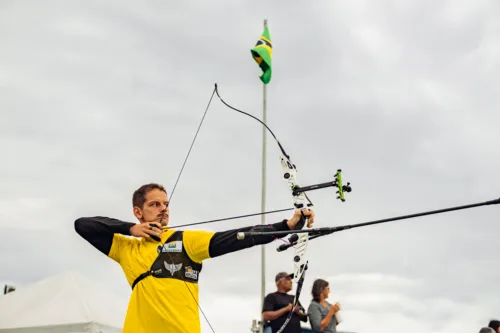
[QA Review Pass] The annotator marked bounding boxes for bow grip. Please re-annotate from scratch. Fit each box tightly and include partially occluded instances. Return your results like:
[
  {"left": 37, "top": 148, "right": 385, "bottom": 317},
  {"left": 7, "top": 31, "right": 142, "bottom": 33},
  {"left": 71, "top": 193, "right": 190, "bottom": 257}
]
[{"left": 295, "top": 213, "right": 307, "bottom": 230}]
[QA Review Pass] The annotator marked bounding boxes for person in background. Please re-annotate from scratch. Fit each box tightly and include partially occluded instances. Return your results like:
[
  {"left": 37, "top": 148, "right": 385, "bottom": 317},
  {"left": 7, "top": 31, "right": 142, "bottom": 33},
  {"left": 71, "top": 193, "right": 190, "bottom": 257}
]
[
  {"left": 488, "top": 320, "right": 500, "bottom": 333},
  {"left": 262, "top": 272, "right": 308, "bottom": 333},
  {"left": 307, "top": 278, "right": 341, "bottom": 333},
  {"left": 263, "top": 320, "right": 272, "bottom": 333},
  {"left": 479, "top": 327, "right": 495, "bottom": 333}
]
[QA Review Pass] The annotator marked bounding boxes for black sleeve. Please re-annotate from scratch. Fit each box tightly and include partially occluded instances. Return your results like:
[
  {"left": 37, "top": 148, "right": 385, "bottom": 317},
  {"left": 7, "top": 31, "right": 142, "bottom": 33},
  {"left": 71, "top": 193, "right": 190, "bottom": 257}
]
[
  {"left": 262, "top": 293, "right": 276, "bottom": 312},
  {"left": 74, "top": 216, "right": 136, "bottom": 255},
  {"left": 208, "top": 219, "right": 291, "bottom": 258}
]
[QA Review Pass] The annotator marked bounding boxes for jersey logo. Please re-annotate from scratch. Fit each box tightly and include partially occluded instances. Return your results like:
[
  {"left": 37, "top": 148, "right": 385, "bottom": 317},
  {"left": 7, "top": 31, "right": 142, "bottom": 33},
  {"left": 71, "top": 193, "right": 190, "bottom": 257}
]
[
  {"left": 164, "top": 262, "right": 182, "bottom": 276},
  {"left": 185, "top": 266, "right": 199, "bottom": 279},
  {"left": 161, "top": 240, "right": 183, "bottom": 253}
]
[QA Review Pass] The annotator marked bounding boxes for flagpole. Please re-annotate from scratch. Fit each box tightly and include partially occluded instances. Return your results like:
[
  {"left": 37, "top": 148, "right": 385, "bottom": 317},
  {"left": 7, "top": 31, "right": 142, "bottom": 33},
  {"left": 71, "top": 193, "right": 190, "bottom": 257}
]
[{"left": 260, "top": 17, "right": 268, "bottom": 333}]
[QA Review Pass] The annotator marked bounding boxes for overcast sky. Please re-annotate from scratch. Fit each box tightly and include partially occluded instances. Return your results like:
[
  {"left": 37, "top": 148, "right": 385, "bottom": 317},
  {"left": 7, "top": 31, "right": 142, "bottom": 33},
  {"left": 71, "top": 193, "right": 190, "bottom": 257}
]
[{"left": 1, "top": 0, "right": 500, "bottom": 332}]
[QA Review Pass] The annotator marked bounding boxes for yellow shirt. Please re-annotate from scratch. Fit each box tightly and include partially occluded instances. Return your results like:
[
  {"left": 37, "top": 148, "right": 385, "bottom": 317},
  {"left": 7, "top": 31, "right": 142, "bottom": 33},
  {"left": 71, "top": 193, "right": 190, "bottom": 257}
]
[{"left": 108, "top": 229, "right": 215, "bottom": 333}]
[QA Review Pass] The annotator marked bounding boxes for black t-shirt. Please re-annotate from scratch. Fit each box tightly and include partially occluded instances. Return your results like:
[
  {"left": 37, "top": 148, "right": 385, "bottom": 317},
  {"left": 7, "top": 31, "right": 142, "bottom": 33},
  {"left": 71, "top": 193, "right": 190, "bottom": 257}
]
[{"left": 262, "top": 292, "right": 305, "bottom": 333}]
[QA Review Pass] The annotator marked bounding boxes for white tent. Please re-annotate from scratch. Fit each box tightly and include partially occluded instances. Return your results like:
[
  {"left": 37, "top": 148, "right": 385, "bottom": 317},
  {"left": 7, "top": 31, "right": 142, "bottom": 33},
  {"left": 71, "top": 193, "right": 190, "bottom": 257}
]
[{"left": 0, "top": 271, "right": 129, "bottom": 333}]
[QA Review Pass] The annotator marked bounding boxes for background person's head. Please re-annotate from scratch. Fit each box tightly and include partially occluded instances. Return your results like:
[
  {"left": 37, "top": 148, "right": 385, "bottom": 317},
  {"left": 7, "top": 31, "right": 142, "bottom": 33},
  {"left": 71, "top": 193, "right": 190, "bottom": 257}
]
[
  {"left": 488, "top": 320, "right": 500, "bottom": 333},
  {"left": 275, "top": 272, "right": 293, "bottom": 293},
  {"left": 132, "top": 183, "right": 169, "bottom": 226},
  {"left": 479, "top": 327, "right": 495, "bottom": 333},
  {"left": 311, "top": 278, "right": 330, "bottom": 302}
]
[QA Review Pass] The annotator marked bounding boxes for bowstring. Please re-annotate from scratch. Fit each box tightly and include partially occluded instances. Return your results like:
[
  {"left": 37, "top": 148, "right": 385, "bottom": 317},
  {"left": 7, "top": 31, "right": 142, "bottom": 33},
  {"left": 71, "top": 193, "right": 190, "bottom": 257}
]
[
  {"left": 159, "top": 86, "right": 218, "bottom": 333},
  {"left": 168, "top": 87, "right": 216, "bottom": 203},
  {"left": 166, "top": 207, "right": 294, "bottom": 229},
  {"left": 158, "top": 83, "right": 297, "bottom": 333}
]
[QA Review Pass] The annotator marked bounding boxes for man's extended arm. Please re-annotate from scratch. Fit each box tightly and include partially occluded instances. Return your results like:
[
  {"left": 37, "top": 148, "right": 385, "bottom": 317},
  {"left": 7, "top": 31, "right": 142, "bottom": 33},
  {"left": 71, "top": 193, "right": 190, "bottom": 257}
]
[
  {"left": 74, "top": 216, "right": 135, "bottom": 255},
  {"left": 208, "top": 219, "right": 293, "bottom": 258}
]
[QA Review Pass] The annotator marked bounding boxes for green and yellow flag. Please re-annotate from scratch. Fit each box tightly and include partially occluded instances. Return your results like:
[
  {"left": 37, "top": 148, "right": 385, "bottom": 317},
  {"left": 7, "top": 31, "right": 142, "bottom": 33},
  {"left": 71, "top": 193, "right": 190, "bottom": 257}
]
[{"left": 251, "top": 26, "right": 272, "bottom": 84}]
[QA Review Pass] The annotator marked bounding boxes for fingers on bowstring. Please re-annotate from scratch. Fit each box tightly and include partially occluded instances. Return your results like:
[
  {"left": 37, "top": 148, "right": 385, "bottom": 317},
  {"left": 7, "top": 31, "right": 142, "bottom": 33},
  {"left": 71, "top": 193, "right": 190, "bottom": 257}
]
[
  {"left": 146, "top": 229, "right": 162, "bottom": 238},
  {"left": 148, "top": 222, "right": 162, "bottom": 230},
  {"left": 146, "top": 223, "right": 162, "bottom": 237}
]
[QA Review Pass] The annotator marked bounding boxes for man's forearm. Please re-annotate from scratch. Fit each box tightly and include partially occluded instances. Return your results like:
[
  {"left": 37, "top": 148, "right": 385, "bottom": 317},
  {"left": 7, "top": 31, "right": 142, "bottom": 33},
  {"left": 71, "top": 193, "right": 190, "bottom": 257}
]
[
  {"left": 320, "top": 309, "right": 336, "bottom": 330},
  {"left": 262, "top": 307, "right": 289, "bottom": 321},
  {"left": 208, "top": 219, "right": 291, "bottom": 258},
  {"left": 74, "top": 216, "right": 135, "bottom": 255}
]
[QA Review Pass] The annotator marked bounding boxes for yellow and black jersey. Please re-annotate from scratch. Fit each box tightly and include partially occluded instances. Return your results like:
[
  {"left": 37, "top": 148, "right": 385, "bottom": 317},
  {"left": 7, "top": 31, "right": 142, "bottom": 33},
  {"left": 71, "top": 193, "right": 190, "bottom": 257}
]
[{"left": 75, "top": 216, "right": 292, "bottom": 333}]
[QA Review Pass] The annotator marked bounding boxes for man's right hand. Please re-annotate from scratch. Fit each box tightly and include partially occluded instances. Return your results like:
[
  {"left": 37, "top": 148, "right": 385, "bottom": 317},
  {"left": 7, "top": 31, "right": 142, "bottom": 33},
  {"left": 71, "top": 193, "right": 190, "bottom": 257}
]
[
  {"left": 281, "top": 303, "right": 293, "bottom": 313},
  {"left": 286, "top": 303, "right": 301, "bottom": 313},
  {"left": 130, "top": 222, "right": 163, "bottom": 240}
]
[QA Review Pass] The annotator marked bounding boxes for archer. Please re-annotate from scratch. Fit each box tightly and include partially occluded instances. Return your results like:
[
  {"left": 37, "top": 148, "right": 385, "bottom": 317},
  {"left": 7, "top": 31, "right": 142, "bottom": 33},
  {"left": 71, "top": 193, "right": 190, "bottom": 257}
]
[{"left": 74, "top": 182, "right": 314, "bottom": 333}]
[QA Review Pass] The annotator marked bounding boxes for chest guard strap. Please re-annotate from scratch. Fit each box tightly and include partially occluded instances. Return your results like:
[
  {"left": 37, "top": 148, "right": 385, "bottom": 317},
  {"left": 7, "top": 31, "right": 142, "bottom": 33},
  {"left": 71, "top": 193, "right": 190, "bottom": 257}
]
[{"left": 131, "top": 230, "right": 203, "bottom": 290}]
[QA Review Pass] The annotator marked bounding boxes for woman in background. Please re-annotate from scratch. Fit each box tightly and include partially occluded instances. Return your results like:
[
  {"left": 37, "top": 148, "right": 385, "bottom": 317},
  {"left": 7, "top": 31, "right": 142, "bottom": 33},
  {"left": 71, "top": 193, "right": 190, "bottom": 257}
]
[{"left": 307, "top": 278, "right": 341, "bottom": 333}]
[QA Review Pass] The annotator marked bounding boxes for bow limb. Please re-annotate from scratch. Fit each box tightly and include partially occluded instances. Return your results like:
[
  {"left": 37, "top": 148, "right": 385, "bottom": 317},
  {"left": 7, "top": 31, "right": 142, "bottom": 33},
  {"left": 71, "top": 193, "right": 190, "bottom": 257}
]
[
  {"left": 215, "top": 83, "right": 314, "bottom": 331},
  {"left": 214, "top": 83, "right": 350, "bottom": 333}
]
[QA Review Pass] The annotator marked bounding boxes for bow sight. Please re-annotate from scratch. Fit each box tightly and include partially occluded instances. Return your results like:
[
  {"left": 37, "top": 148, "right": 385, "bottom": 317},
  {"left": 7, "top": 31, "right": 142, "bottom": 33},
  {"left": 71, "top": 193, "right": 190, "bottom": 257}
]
[{"left": 290, "top": 169, "right": 352, "bottom": 202}]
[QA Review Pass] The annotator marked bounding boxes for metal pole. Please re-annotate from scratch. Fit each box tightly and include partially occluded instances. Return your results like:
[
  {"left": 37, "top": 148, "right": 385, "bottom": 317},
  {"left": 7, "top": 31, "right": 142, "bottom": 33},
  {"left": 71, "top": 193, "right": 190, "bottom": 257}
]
[
  {"left": 260, "top": 18, "right": 268, "bottom": 333},
  {"left": 251, "top": 319, "right": 260, "bottom": 333}
]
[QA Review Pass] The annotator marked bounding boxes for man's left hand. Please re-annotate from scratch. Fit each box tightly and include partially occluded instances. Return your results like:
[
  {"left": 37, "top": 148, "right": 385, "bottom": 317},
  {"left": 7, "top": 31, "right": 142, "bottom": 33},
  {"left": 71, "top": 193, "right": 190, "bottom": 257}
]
[{"left": 287, "top": 209, "right": 315, "bottom": 229}]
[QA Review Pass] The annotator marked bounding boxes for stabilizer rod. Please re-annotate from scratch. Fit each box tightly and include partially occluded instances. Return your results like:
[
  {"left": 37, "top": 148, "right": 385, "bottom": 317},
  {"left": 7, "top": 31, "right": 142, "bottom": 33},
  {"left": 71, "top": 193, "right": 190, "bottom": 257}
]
[{"left": 236, "top": 197, "right": 500, "bottom": 247}]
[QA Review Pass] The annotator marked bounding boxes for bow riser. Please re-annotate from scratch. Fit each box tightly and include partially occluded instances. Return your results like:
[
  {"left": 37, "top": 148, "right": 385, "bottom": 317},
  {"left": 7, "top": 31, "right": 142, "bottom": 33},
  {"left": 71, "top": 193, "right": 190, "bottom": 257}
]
[
  {"left": 280, "top": 153, "right": 311, "bottom": 284},
  {"left": 280, "top": 154, "right": 313, "bottom": 211},
  {"left": 292, "top": 233, "right": 308, "bottom": 284},
  {"left": 279, "top": 152, "right": 311, "bottom": 333}
]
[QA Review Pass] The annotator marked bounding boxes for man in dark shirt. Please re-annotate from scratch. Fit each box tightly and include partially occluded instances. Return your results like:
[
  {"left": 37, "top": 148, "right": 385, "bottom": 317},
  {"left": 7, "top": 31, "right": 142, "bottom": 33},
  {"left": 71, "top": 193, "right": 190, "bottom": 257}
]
[{"left": 262, "top": 272, "right": 308, "bottom": 333}]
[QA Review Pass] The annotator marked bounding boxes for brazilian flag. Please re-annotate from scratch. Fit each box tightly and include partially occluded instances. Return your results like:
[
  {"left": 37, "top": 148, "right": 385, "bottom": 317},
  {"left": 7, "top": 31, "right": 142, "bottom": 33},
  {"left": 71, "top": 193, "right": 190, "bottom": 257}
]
[{"left": 251, "top": 26, "right": 272, "bottom": 84}]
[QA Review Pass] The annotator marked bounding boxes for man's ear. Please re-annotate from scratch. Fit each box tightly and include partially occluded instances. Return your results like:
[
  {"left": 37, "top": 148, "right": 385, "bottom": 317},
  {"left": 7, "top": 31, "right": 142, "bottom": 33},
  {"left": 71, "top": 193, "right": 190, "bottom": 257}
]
[{"left": 133, "top": 206, "right": 143, "bottom": 219}]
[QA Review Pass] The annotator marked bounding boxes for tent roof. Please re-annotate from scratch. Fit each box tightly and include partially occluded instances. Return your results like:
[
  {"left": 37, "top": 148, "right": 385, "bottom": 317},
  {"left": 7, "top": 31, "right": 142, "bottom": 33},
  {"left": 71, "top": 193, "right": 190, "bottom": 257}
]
[{"left": 0, "top": 271, "right": 129, "bottom": 332}]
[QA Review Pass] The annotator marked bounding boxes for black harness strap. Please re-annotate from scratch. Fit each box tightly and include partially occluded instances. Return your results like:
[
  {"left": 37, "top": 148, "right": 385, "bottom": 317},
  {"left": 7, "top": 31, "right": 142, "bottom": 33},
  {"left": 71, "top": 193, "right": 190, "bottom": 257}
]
[
  {"left": 131, "top": 230, "right": 202, "bottom": 290},
  {"left": 131, "top": 271, "right": 151, "bottom": 290},
  {"left": 131, "top": 231, "right": 180, "bottom": 290}
]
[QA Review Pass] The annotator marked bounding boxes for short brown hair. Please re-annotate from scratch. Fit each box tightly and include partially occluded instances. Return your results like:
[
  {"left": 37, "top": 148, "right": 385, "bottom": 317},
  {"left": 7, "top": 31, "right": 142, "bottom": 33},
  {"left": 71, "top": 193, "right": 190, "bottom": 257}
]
[
  {"left": 311, "top": 278, "right": 329, "bottom": 301},
  {"left": 132, "top": 183, "right": 167, "bottom": 208}
]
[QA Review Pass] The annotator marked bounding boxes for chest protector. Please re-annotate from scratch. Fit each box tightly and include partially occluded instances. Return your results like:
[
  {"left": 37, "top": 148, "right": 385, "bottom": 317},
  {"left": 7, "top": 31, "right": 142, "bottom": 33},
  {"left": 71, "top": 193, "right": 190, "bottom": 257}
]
[{"left": 131, "top": 231, "right": 202, "bottom": 290}]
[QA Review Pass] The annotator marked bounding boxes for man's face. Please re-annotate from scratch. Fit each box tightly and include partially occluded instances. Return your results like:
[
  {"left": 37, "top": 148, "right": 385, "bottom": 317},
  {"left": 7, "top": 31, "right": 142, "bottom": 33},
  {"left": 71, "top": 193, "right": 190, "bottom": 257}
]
[
  {"left": 278, "top": 276, "right": 293, "bottom": 292},
  {"left": 134, "top": 189, "right": 170, "bottom": 226}
]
